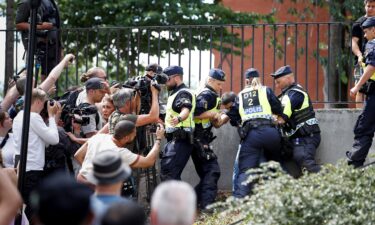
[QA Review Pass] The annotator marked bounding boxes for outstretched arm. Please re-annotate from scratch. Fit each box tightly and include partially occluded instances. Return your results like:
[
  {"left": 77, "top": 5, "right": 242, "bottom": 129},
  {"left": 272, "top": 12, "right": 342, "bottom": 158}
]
[{"left": 39, "top": 54, "right": 75, "bottom": 92}]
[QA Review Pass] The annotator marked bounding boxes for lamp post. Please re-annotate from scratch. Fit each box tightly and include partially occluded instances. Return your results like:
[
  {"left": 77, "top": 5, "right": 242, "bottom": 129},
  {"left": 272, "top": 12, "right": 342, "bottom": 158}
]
[{"left": 15, "top": 0, "right": 41, "bottom": 224}]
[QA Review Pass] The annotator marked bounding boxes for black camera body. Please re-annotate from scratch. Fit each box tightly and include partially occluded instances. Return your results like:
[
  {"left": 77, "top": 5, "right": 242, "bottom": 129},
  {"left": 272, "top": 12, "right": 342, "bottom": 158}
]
[
  {"left": 60, "top": 103, "right": 97, "bottom": 132},
  {"left": 123, "top": 73, "right": 168, "bottom": 114}
]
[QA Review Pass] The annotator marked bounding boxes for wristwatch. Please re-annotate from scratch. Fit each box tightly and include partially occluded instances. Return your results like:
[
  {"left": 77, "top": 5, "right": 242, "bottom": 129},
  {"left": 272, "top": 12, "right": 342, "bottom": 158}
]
[{"left": 177, "top": 116, "right": 182, "bottom": 122}]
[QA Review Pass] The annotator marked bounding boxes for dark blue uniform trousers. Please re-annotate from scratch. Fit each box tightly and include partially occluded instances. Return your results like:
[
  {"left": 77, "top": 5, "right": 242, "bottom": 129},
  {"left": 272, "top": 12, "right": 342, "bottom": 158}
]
[
  {"left": 347, "top": 91, "right": 375, "bottom": 167},
  {"left": 191, "top": 147, "right": 221, "bottom": 209},
  {"left": 160, "top": 139, "right": 193, "bottom": 181},
  {"left": 291, "top": 133, "right": 321, "bottom": 173},
  {"left": 233, "top": 126, "right": 281, "bottom": 198}
]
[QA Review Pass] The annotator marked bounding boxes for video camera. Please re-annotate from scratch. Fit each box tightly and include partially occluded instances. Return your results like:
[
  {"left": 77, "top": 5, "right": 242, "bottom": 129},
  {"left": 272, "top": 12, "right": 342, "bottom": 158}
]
[
  {"left": 123, "top": 63, "right": 168, "bottom": 114},
  {"left": 60, "top": 103, "right": 97, "bottom": 132}
]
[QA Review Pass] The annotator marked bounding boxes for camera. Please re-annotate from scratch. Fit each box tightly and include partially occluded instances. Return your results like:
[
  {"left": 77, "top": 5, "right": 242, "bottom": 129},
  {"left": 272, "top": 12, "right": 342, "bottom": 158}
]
[
  {"left": 123, "top": 72, "right": 168, "bottom": 115},
  {"left": 60, "top": 104, "right": 97, "bottom": 132},
  {"left": 72, "top": 114, "right": 90, "bottom": 125},
  {"left": 149, "top": 124, "right": 162, "bottom": 133}
]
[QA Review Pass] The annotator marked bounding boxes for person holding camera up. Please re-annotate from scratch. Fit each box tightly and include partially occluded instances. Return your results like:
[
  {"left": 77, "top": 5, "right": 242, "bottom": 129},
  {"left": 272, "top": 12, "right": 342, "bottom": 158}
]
[
  {"left": 77, "top": 120, "right": 165, "bottom": 186},
  {"left": 160, "top": 66, "right": 196, "bottom": 181},
  {"left": 12, "top": 88, "right": 60, "bottom": 221},
  {"left": 80, "top": 77, "right": 108, "bottom": 138},
  {"left": 108, "top": 84, "right": 160, "bottom": 134},
  {"left": 347, "top": 17, "right": 375, "bottom": 168},
  {"left": 16, "top": 0, "right": 62, "bottom": 81}
]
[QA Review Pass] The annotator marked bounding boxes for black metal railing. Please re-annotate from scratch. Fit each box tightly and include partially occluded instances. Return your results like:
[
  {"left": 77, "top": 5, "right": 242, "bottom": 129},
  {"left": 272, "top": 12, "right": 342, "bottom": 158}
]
[{"left": 3, "top": 22, "right": 358, "bottom": 107}]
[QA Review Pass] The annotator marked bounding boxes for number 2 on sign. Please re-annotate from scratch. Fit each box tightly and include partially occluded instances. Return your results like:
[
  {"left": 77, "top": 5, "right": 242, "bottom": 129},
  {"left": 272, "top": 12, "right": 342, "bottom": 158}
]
[{"left": 244, "top": 90, "right": 257, "bottom": 106}]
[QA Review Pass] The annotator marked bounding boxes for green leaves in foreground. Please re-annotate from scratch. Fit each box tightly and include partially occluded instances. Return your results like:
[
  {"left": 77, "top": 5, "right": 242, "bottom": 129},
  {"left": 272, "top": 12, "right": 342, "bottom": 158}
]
[{"left": 206, "top": 161, "right": 375, "bottom": 225}]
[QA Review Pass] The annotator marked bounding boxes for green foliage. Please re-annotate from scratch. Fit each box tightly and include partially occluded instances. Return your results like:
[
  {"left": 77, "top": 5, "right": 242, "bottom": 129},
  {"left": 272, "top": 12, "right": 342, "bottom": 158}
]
[
  {"left": 60, "top": 0, "right": 274, "bottom": 27},
  {"left": 205, "top": 161, "right": 375, "bottom": 225},
  {"left": 57, "top": 0, "right": 275, "bottom": 85},
  {"left": 276, "top": 0, "right": 363, "bottom": 22}
]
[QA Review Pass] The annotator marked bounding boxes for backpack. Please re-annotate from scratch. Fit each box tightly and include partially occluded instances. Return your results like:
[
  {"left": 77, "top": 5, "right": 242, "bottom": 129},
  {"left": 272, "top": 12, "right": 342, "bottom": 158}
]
[{"left": 59, "top": 88, "right": 83, "bottom": 110}]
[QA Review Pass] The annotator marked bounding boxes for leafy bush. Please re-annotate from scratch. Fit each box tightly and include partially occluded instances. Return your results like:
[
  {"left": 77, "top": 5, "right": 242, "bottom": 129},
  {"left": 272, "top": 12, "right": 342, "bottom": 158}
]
[{"left": 205, "top": 161, "right": 375, "bottom": 225}]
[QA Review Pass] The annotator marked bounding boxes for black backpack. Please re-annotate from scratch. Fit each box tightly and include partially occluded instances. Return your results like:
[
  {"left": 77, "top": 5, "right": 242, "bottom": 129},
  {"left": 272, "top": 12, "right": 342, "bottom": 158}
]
[{"left": 59, "top": 87, "right": 83, "bottom": 110}]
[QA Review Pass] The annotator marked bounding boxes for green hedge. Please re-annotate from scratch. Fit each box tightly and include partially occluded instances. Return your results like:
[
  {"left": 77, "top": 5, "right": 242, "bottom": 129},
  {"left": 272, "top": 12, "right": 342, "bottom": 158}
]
[{"left": 203, "top": 161, "right": 375, "bottom": 225}]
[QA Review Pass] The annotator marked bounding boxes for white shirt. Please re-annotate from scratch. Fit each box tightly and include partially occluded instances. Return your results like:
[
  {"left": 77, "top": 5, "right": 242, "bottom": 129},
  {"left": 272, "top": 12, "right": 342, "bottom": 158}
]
[
  {"left": 0, "top": 133, "right": 16, "bottom": 168},
  {"left": 76, "top": 89, "right": 87, "bottom": 106},
  {"left": 80, "top": 134, "right": 139, "bottom": 178},
  {"left": 77, "top": 91, "right": 103, "bottom": 135},
  {"left": 12, "top": 111, "right": 59, "bottom": 171}
]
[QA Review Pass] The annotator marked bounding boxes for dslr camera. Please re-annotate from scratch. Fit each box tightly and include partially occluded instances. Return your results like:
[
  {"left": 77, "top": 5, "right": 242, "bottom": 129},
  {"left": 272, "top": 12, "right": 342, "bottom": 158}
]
[{"left": 123, "top": 63, "right": 168, "bottom": 114}]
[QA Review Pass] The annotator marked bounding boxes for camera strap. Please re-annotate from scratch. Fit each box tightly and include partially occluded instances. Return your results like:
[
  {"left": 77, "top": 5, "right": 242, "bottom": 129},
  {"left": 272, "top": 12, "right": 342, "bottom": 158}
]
[{"left": 0, "top": 133, "right": 9, "bottom": 148}]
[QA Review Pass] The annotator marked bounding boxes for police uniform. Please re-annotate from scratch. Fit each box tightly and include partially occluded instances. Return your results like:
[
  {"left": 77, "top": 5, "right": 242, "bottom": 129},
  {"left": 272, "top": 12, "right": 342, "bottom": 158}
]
[
  {"left": 272, "top": 65, "right": 321, "bottom": 173},
  {"left": 160, "top": 66, "right": 196, "bottom": 181},
  {"left": 347, "top": 17, "right": 375, "bottom": 167},
  {"left": 229, "top": 68, "right": 283, "bottom": 198},
  {"left": 192, "top": 68, "right": 224, "bottom": 209}
]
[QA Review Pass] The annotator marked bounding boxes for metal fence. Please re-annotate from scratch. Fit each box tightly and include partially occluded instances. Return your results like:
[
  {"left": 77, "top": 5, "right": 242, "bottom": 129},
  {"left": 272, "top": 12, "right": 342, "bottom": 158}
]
[{"left": 3, "top": 22, "right": 357, "bottom": 107}]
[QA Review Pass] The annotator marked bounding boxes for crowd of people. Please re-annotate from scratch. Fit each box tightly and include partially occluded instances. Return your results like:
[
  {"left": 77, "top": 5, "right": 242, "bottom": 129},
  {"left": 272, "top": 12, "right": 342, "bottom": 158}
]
[
  {"left": 0, "top": 53, "right": 324, "bottom": 224},
  {"left": 2, "top": 1, "right": 375, "bottom": 225}
]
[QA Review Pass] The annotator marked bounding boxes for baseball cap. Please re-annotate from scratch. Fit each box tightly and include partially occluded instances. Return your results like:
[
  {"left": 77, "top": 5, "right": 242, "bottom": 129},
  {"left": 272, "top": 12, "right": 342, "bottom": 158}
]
[{"left": 85, "top": 77, "right": 104, "bottom": 90}]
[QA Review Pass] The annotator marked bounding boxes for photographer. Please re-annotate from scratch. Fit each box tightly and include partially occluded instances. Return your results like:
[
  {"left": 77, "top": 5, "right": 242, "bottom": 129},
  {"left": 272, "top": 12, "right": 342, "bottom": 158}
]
[
  {"left": 76, "top": 67, "right": 110, "bottom": 106},
  {"left": 80, "top": 77, "right": 108, "bottom": 138},
  {"left": 77, "top": 120, "right": 165, "bottom": 186},
  {"left": 16, "top": 0, "right": 62, "bottom": 81},
  {"left": 108, "top": 84, "right": 160, "bottom": 134},
  {"left": 12, "top": 88, "right": 59, "bottom": 221}
]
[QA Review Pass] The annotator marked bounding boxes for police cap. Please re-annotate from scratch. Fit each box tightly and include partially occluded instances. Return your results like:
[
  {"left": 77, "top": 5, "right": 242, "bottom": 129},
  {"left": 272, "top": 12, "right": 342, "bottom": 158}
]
[
  {"left": 271, "top": 65, "right": 293, "bottom": 79},
  {"left": 163, "top": 66, "right": 183, "bottom": 77},
  {"left": 362, "top": 17, "right": 375, "bottom": 29},
  {"left": 209, "top": 68, "right": 226, "bottom": 81},
  {"left": 244, "top": 68, "right": 259, "bottom": 79}
]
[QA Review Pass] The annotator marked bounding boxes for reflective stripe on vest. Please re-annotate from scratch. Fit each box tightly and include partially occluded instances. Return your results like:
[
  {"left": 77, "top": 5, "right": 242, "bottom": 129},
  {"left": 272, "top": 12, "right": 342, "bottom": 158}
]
[
  {"left": 238, "top": 86, "right": 272, "bottom": 125},
  {"left": 165, "top": 88, "right": 196, "bottom": 133},
  {"left": 281, "top": 87, "right": 318, "bottom": 137}
]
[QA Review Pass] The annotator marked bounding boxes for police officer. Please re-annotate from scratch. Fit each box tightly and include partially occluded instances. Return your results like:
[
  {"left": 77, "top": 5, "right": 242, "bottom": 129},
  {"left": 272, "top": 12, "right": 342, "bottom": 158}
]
[
  {"left": 347, "top": 17, "right": 375, "bottom": 167},
  {"left": 16, "top": 0, "right": 62, "bottom": 80},
  {"left": 228, "top": 68, "right": 284, "bottom": 198},
  {"left": 161, "top": 66, "right": 196, "bottom": 181},
  {"left": 192, "top": 68, "right": 226, "bottom": 210},
  {"left": 271, "top": 65, "right": 321, "bottom": 173}
]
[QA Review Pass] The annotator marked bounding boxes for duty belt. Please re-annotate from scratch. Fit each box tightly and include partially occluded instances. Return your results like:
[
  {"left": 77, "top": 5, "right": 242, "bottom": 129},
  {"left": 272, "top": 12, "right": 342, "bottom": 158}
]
[
  {"left": 244, "top": 118, "right": 275, "bottom": 128},
  {"left": 285, "top": 118, "right": 319, "bottom": 137},
  {"left": 166, "top": 127, "right": 193, "bottom": 134},
  {"left": 165, "top": 128, "right": 192, "bottom": 141}
]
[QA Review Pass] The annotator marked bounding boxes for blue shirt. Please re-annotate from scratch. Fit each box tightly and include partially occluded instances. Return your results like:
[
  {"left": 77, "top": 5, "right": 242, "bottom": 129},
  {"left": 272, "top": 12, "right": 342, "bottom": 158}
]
[{"left": 91, "top": 195, "right": 132, "bottom": 225}]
